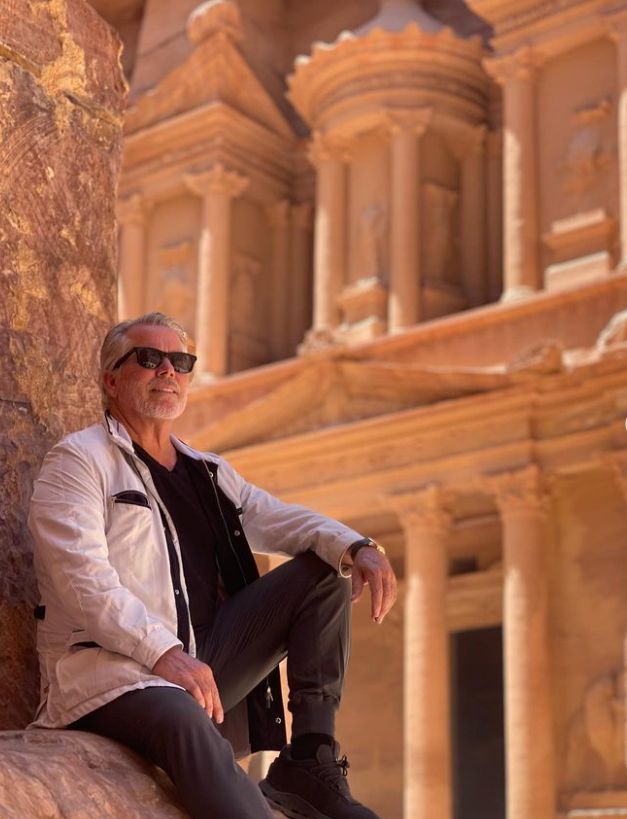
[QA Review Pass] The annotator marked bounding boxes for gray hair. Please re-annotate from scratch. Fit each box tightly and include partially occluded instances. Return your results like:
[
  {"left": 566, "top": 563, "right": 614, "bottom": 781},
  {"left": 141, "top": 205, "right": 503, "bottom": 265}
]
[{"left": 100, "top": 312, "right": 189, "bottom": 408}]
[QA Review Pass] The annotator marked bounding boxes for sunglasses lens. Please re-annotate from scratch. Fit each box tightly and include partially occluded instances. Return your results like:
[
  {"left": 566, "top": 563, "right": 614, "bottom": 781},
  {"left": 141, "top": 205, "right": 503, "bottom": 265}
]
[
  {"left": 132, "top": 348, "right": 196, "bottom": 373},
  {"left": 135, "top": 348, "right": 162, "bottom": 369},
  {"left": 170, "top": 353, "right": 195, "bottom": 373}
]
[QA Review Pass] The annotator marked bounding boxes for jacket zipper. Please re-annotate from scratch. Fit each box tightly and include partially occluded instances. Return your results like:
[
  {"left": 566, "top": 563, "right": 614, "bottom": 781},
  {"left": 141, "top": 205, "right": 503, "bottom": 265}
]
[
  {"left": 203, "top": 462, "right": 274, "bottom": 710},
  {"left": 202, "top": 461, "right": 247, "bottom": 585},
  {"left": 125, "top": 452, "right": 193, "bottom": 649}
]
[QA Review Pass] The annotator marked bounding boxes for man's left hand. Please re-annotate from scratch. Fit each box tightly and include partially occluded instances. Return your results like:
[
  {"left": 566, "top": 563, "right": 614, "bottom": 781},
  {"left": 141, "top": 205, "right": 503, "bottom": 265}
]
[{"left": 351, "top": 548, "right": 397, "bottom": 624}]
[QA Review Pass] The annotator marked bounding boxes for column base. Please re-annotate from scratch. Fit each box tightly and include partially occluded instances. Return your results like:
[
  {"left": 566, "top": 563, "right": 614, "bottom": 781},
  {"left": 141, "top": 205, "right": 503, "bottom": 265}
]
[
  {"left": 500, "top": 285, "right": 537, "bottom": 303},
  {"left": 297, "top": 327, "right": 344, "bottom": 356},
  {"left": 337, "top": 316, "right": 386, "bottom": 345}
]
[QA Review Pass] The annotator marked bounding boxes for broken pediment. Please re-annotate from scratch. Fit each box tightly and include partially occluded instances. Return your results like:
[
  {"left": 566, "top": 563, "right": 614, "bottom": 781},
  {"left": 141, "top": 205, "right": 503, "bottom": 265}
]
[
  {"left": 125, "top": 1, "right": 293, "bottom": 138},
  {"left": 184, "top": 355, "right": 550, "bottom": 453}
]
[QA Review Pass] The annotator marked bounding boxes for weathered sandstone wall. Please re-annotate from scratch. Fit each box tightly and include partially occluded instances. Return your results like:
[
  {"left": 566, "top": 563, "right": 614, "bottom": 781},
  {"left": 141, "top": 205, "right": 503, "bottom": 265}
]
[
  {"left": 0, "top": 731, "right": 186, "bottom": 817},
  {"left": 0, "top": 0, "right": 126, "bottom": 729}
]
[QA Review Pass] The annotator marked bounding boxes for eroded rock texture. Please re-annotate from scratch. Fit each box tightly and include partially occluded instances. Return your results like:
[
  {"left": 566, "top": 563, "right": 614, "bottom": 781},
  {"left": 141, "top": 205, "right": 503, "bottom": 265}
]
[
  {"left": 0, "top": 0, "right": 126, "bottom": 728},
  {"left": 0, "top": 730, "right": 187, "bottom": 817}
]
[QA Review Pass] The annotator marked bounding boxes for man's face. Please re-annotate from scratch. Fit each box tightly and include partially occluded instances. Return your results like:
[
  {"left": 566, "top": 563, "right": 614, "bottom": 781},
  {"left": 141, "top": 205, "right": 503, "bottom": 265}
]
[{"left": 106, "top": 325, "right": 190, "bottom": 421}]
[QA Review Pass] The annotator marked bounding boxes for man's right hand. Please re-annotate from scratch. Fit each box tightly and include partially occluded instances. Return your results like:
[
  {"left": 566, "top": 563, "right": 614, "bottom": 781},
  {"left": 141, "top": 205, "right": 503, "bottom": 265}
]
[{"left": 152, "top": 646, "right": 224, "bottom": 723}]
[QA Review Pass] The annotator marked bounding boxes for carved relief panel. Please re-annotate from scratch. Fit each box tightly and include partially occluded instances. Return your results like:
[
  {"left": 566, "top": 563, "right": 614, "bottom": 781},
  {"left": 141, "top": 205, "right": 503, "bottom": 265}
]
[
  {"left": 230, "top": 197, "right": 271, "bottom": 372},
  {"left": 538, "top": 39, "right": 618, "bottom": 232},
  {"left": 348, "top": 130, "right": 390, "bottom": 287},
  {"left": 422, "top": 182, "right": 459, "bottom": 284},
  {"left": 145, "top": 194, "right": 200, "bottom": 335},
  {"left": 229, "top": 252, "right": 268, "bottom": 372},
  {"left": 155, "top": 240, "right": 195, "bottom": 332},
  {"left": 420, "top": 130, "right": 461, "bottom": 290}
]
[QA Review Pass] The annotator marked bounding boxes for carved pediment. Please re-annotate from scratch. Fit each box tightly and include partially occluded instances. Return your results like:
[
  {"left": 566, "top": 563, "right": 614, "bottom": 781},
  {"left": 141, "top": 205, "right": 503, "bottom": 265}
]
[
  {"left": 125, "top": 10, "right": 292, "bottom": 138},
  {"left": 184, "top": 356, "right": 542, "bottom": 453}
]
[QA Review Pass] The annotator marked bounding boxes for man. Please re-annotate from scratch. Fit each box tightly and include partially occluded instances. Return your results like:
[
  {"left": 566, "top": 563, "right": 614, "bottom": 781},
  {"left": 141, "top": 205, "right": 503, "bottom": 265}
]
[{"left": 29, "top": 312, "right": 397, "bottom": 819}]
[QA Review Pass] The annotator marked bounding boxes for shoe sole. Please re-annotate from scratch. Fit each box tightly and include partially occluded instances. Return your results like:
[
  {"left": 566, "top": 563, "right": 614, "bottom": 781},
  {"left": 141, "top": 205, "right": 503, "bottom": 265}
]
[{"left": 260, "top": 779, "right": 331, "bottom": 819}]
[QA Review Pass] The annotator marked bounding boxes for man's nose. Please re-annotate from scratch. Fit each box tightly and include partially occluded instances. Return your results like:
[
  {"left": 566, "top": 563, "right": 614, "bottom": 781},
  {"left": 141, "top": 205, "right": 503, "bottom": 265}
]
[{"left": 156, "top": 356, "right": 176, "bottom": 376}]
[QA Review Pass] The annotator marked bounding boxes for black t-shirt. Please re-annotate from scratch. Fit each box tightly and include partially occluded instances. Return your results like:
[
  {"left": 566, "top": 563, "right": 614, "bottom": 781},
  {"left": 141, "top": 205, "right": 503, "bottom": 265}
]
[{"left": 134, "top": 444, "right": 219, "bottom": 637}]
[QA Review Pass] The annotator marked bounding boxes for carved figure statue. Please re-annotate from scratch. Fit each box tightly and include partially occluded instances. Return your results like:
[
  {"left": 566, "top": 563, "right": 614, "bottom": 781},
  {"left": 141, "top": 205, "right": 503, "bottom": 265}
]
[
  {"left": 560, "top": 98, "right": 613, "bottom": 196},
  {"left": 357, "top": 201, "right": 387, "bottom": 280},
  {"left": 564, "top": 670, "right": 627, "bottom": 792},
  {"left": 422, "top": 183, "right": 458, "bottom": 282}
]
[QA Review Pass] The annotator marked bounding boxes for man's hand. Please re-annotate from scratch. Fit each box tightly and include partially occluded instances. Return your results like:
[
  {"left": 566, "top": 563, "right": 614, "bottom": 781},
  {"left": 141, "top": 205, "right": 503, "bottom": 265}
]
[
  {"left": 152, "top": 647, "right": 224, "bottom": 723},
  {"left": 351, "top": 548, "right": 397, "bottom": 624}
]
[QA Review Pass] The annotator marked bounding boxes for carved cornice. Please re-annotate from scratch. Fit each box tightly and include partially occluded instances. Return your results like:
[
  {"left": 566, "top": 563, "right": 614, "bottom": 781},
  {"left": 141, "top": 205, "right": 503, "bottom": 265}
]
[
  {"left": 386, "top": 485, "right": 453, "bottom": 536},
  {"left": 266, "top": 199, "right": 291, "bottom": 229},
  {"left": 484, "top": 46, "right": 543, "bottom": 86},
  {"left": 468, "top": 0, "right": 590, "bottom": 38},
  {"left": 307, "top": 131, "right": 353, "bottom": 167},
  {"left": 288, "top": 23, "right": 486, "bottom": 129},
  {"left": 184, "top": 162, "right": 248, "bottom": 198},
  {"left": 186, "top": 0, "right": 243, "bottom": 46},
  {"left": 603, "top": 5, "right": 627, "bottom": 44},
  {"left": 481, "top": 465, "right": 550, "bottom": 517}
]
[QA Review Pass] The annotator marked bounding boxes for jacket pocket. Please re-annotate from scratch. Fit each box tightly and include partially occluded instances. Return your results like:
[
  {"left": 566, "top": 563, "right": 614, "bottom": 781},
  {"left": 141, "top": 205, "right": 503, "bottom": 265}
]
[{"left": 112, "top": 490, "right": 150, "bottom": 508}]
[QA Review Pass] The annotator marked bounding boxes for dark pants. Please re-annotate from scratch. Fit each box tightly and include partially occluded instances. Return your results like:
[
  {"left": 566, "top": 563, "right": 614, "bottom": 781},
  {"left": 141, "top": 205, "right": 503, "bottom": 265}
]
[{"left": 69, "top": 552, "right": 351, "bottom": 819}]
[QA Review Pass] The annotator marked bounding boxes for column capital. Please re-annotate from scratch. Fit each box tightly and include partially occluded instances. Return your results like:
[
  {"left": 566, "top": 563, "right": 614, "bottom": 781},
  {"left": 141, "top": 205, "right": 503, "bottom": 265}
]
[
  {"left": 266, "top": 199, "right": 291, "bottom": 228},
  {"left": 307, "top": 131, "right": 353, "bottom": 167},
  {"left": 481, "top": 465, "right": 549, "bottom": 518},
  {"left": 184, "top": 162, "right": 248, "bottom": 198},
  {"left": 602, "top": 5, "right": 627, "bottom": 42},
  {"left": 386, "top": 485, "right": 453, "bottom": 536},
  {"left": 384, "top": 107, "right": 433, "bottom": 137},
  {"left": 116, "top": 193, "right": 149, "bottom": 225},
  {"left": 291, "top": 202, "right": 313, "bottom": 230},
  {"left": 484, "top": 46, "right": 544, "bottom": 86}
]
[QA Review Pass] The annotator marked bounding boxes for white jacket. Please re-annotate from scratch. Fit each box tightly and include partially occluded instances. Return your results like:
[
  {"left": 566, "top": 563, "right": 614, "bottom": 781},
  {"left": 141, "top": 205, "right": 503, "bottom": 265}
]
[{"left": 28, "top": 414, "right": 361, "bottom": 729}]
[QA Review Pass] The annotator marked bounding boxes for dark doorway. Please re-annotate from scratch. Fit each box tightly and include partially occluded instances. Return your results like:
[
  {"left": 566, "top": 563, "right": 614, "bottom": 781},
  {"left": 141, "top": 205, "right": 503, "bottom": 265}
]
[{"left": 451, "top": 626, "right": 505, "bottom": 819}]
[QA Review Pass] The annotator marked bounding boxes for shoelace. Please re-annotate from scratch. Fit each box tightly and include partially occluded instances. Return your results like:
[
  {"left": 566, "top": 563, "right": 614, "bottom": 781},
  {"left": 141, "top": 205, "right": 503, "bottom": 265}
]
[
  {"left": 313, "top": 754, "right": 352, "bottom": 795},
  {"left": 338, "top": 755, "right": 350, "bottom": 777}
]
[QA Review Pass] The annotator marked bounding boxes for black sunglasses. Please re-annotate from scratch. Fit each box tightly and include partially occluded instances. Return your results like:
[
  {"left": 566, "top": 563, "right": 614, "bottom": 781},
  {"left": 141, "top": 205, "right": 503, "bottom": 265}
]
[{"left": 112, "top": 346, "right": 197, "bottom": 374}]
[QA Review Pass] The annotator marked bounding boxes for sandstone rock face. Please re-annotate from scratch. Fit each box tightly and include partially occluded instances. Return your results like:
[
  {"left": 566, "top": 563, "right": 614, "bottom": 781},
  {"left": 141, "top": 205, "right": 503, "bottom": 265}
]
[
  {"left": 0, "top": 0, "right": 126, "bottom": 729},
  {"left": 0, "top": 730, "right": 187, "bottom": 818}
]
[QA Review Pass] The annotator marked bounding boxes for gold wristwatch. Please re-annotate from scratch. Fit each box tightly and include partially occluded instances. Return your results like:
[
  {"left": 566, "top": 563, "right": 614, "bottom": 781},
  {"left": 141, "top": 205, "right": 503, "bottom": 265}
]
[{"left": 349, "top": 537, "right": 386, "bottom": 560}]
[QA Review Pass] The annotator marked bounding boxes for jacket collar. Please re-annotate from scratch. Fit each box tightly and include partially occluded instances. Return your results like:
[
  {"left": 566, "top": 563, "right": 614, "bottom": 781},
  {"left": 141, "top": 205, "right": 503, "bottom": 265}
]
[{"left": 101, "top": 412, "right": 206, "bottom": 461}]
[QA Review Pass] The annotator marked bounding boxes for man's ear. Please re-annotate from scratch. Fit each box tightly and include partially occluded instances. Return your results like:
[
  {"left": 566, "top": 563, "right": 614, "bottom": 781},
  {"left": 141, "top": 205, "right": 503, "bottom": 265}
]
[{"left": 102, "top": 370, "right": 118, "bottom": 401}]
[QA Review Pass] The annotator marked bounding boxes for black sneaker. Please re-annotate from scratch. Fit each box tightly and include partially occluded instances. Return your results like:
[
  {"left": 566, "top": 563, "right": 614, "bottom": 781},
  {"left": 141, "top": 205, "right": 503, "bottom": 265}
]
[{"left": 259, "top": 742, "right": 381, "bottom": 819}]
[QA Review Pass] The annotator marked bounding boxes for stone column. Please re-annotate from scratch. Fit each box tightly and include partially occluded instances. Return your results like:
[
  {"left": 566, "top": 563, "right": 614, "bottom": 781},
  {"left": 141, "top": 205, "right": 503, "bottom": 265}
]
[
  {"left": 486, "top": 129, "right": 504, "bottom": 302},
  {"left": 184, "top": 164, "right": 248, "bottom": 376},
  {"left": 117, "top": 194, "right": 149, "bottom": 320},
  {"left": 461, "top": 127, "right": 488, "bottom": 307},
  {"left": 607, "top": 15, "right": 627, "bottom": 267},
  {"left": 266, "top": 200, "right": 291, "bottom": 360},
  {"left": 484, "top": 466, "right": 555, "bottom": 819},
  {"left": 387, "top": 110, "right": 431, "bottom": 331},
  {"left": 389, "top": 486, "right": 452, "bottom": 819},
  {"left": 486, "top": 49, "right": 540, "bottom": 301},
  {"left": 289, "top": 203, "right": 313, "bottom": 351},
  {"left": 307, "top": 132, "right": 350, "bottom": 339}
]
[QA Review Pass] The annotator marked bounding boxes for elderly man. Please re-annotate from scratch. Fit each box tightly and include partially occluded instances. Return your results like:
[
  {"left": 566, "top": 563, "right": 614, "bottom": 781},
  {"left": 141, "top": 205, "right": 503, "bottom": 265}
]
[{"left": 29, "top": 312, "right": 397, "bottom": 819}]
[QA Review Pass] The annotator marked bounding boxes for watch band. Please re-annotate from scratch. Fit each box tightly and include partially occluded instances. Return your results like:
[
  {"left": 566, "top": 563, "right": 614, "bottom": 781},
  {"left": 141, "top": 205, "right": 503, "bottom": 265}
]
[{"left": 349, "top": 537, "right": 386, "bottom": 560}]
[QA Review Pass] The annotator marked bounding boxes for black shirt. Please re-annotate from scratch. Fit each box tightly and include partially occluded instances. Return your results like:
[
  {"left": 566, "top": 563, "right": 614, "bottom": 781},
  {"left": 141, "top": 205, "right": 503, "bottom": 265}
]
[{"left": 134, "top": 444, "right": 219, "bottom": 637}]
